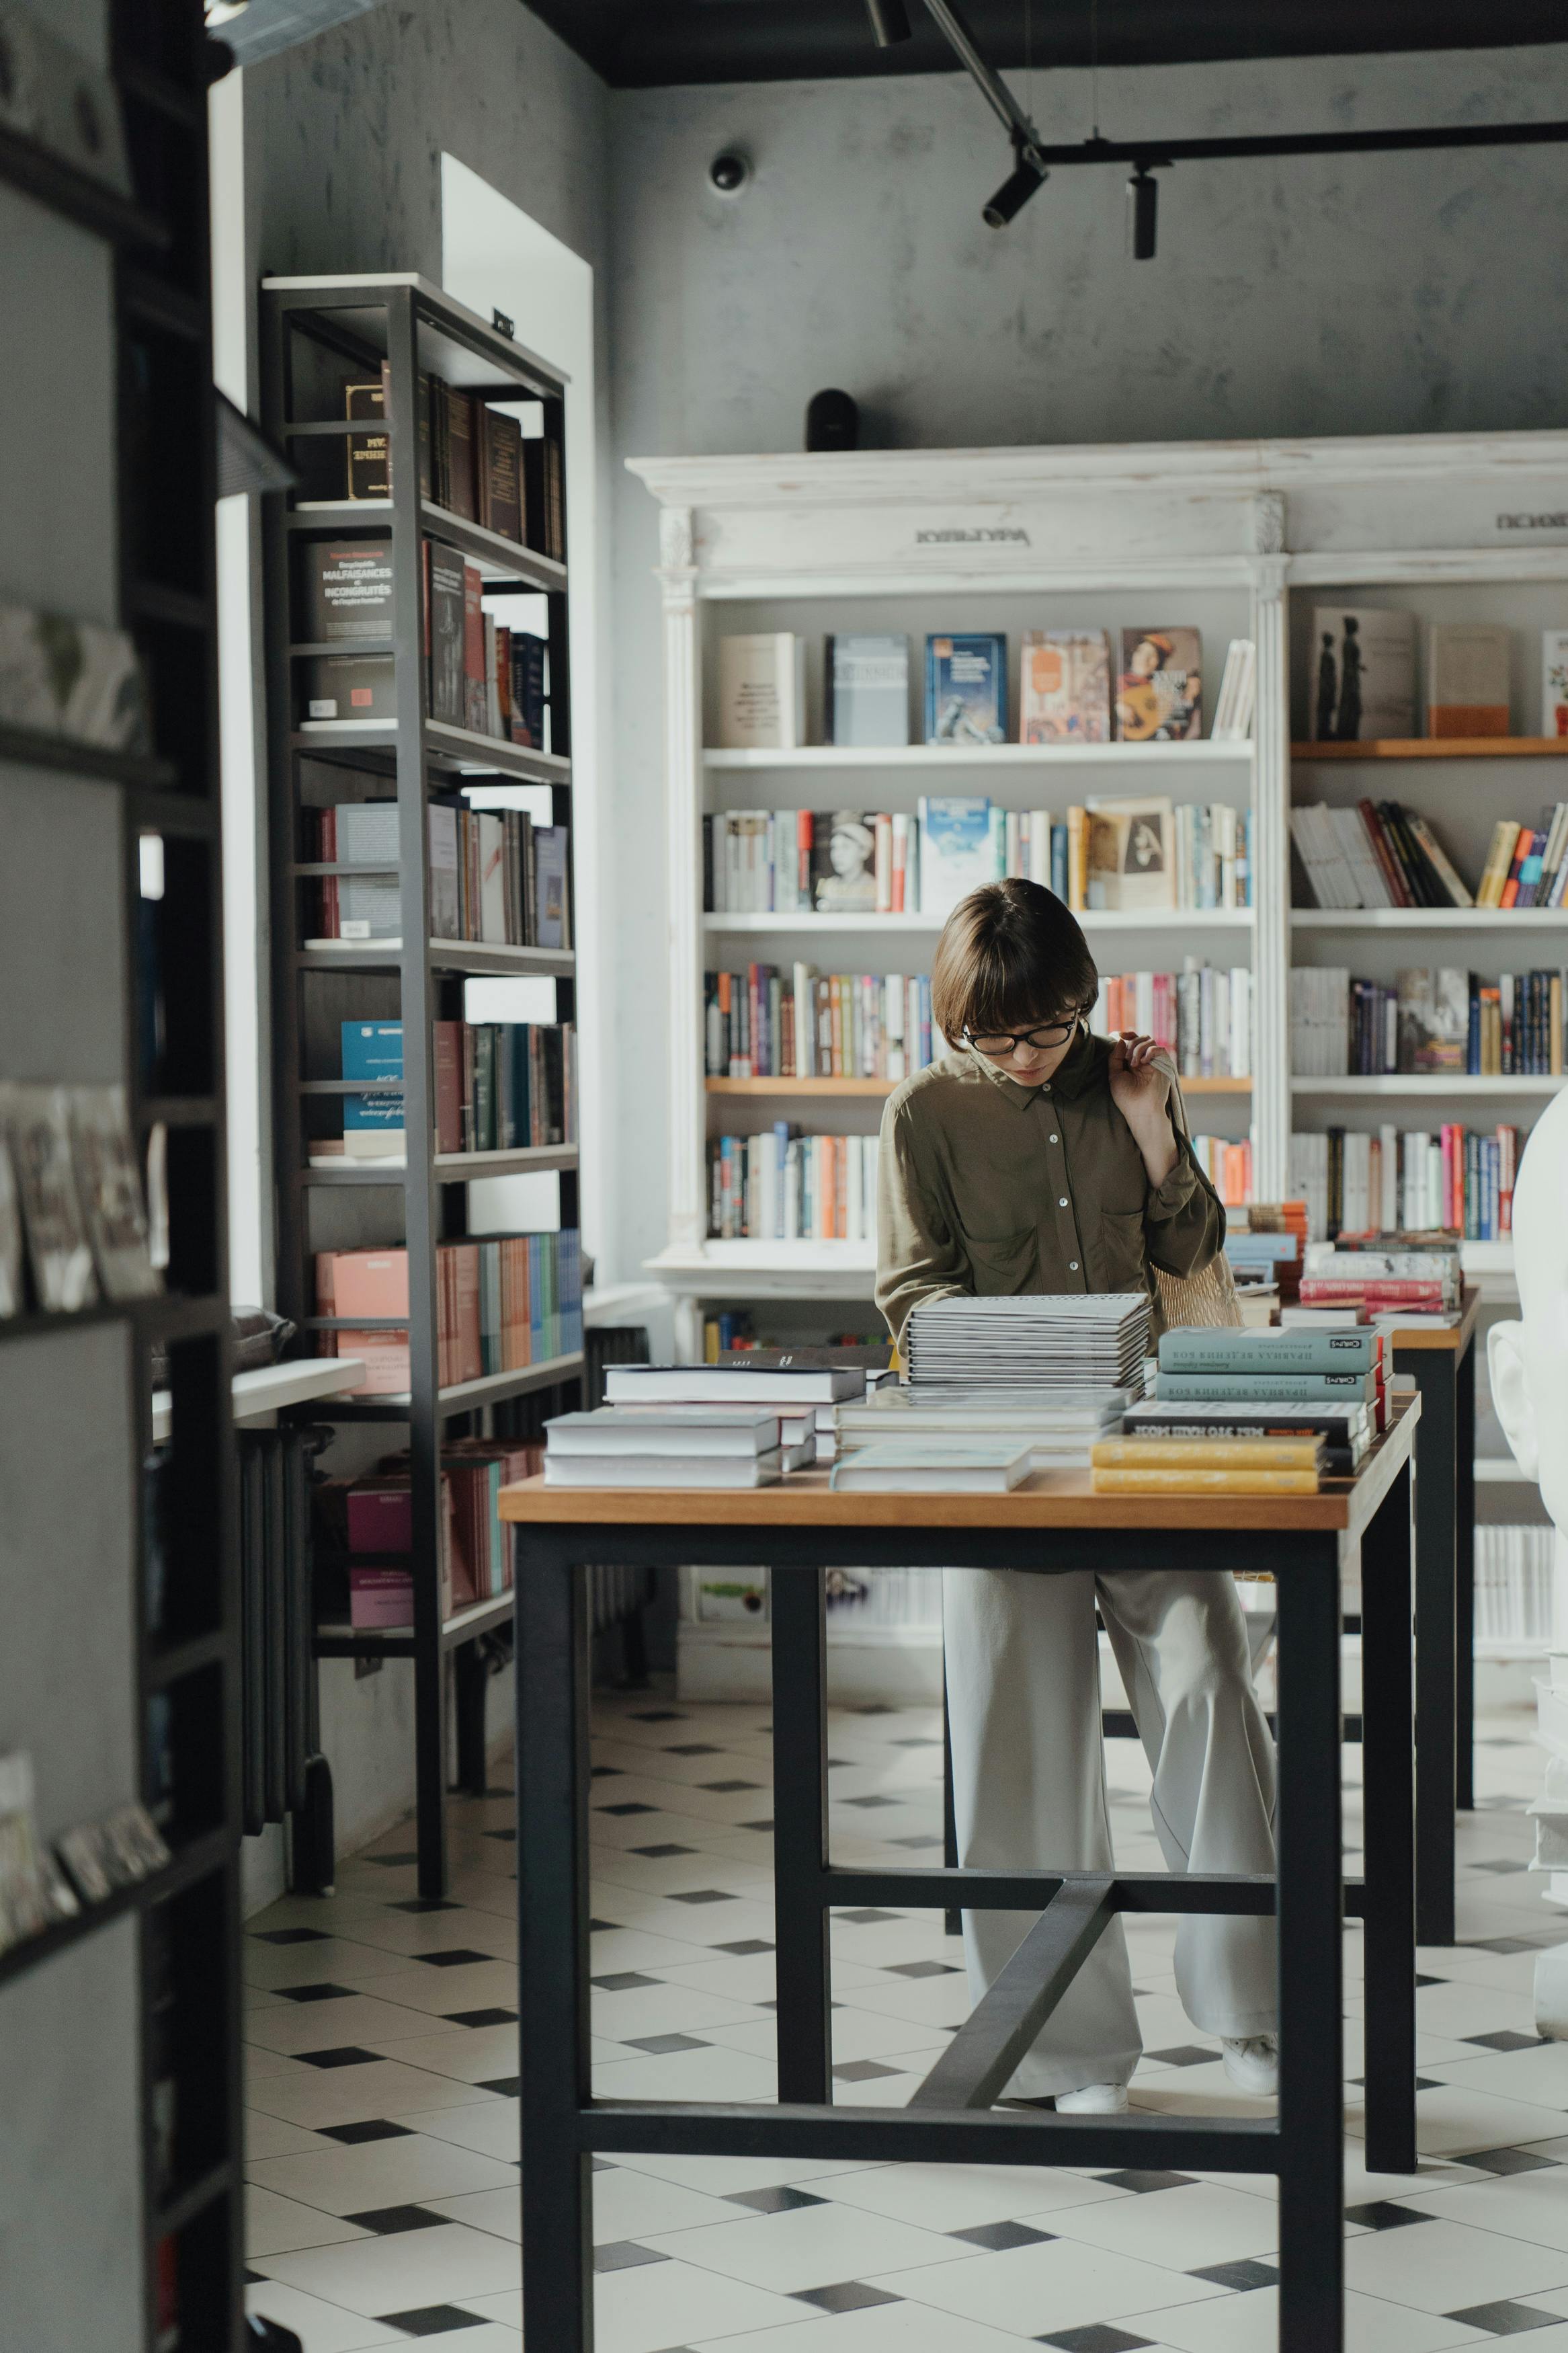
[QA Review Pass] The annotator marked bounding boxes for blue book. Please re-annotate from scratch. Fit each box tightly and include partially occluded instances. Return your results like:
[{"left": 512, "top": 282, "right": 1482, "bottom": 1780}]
[
  {"left": 1050, "top": 821, "right": 1069, "bottom": 900},
  {"left": 917, "top": 795, "right": 995, "bottom": 920},
  {"left": 1155, "top": 1369, "right": 1380, "bottom": 1403},
  {"left": 1159, "top": 1328, "right": 1380, "bottom": 1376},
  {"left": 341, "top": 1020, "right": 404, "bottom": 1153},
  {"left": 925, "top": 633, "right": 1007, "bottom": 746}
]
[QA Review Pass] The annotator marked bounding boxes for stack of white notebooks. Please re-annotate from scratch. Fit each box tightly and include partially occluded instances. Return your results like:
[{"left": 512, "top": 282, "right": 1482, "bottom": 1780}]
[
  {"left": 835, "top": 1387, "right": 1130, "bottom": 1472},
  {"left": 831, "top": 1441, "right": 1033, "bottom": 1494},
  {"left": 905, "top": 1293, "right": 1151, "bottom": 1394},
  {"left": 544, "top": 1406, "right": 797, "bottom": 1488}
]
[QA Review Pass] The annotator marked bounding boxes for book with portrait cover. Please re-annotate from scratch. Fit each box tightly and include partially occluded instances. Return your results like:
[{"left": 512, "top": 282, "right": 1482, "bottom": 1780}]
[
  {"left": 1083, "top": 795, "right": 1175, "bottom": 912},
  {"left": 1115, "top": 627, "right": 1202, "bottom": 742},
  {"left": 1311, "top": 608, "right": 1415, "bottom": 741},
  {"left": 809, "top": 811, "right": 880, "bottom": 913},
  {"left": 1, "top": 1084, "right": 98, "bottom": 1312},
  {"left": 1021, "top": 630, "right": 1112, "bottom": 742},
  {"left": 925, "top": 633, "right": 1007, "bottom": 744}
]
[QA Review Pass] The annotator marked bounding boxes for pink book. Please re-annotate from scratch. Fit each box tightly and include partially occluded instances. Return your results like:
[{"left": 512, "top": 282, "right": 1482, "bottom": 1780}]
[
  {"left": 349, "top": 1569, "right": 414, "bottom": 1630},
  {"left": 331, "top": 1248, "right": 410, "bottom": 1320},
  {"left": 335, "top": 1332, "right": 412, "bottom": 1394},
  {"left": 450, "top": 1242, "right": 483, "bottom": 1386}
]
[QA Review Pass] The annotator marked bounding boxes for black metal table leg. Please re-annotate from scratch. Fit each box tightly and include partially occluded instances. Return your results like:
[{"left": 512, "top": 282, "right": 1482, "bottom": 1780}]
[
  {"left": 1360, "top": 1463, "right": 1417, "bottom": 2176},
  {"left": 1456, "top": 1335, "right": 1476, "bottom": 1813},
  {"left": 1276, "top": 1532, "right": 1346, "bottom": 2353},
  {"left": 942, "top": 1664, "right": 962, "bottom": 1936},
  {"left": 517, "top": 1531, "right": 595, "bottom": 2350},
  {"left": 1401, "top": 1354, "right": 1457, "bottom": 1945},
  {"left": 771, "top": 1565, "right": 832, "bottom": 2102}
]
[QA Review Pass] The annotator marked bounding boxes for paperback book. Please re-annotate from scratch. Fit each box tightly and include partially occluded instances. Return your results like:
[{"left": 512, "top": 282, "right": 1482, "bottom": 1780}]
[
  {"left": 1020, "top": 631, "right": 1111, "bottom": 742},
  {"left": 925, "top": 633, "right": 1007, "bottom": 744},
  {"left": 1311, "top": 607, "right": 1416, "bottom": 740},
  {"left": 1115, "top": 627, "right": 1202, "bottom": 742},
  {"left": 826, "top": 633, "right": 910, "bottom": 746}
]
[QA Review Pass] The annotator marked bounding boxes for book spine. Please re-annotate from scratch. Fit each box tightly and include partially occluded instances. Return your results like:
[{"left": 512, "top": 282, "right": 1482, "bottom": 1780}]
[
  {"left": 1092, "top": 1439, "right": 1323, "bottom": 1468},
  {"left": 1155, "top": 1371, "right": 1376, "bottom": 1401},
  {"left": 1157, "top": 1330, "right": 1379, "bottom": 1374},
  {"left": 1358, "top": 800, "right": 1410, "bottom": 907},
  {"left": 1092, "top": 1468, "right": 1321, "bottom": 1494}
]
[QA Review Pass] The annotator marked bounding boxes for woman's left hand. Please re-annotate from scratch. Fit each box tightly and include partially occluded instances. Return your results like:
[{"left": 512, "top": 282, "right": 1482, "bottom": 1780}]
[{"left": 1108, "top": 1033, "right": 1179, "bottom": 1181}]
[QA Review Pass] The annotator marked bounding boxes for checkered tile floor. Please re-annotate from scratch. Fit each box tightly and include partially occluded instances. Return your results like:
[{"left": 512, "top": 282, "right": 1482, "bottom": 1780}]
[{"left": 243, "top": 1693, "right": 1568, "bottom": 2352}]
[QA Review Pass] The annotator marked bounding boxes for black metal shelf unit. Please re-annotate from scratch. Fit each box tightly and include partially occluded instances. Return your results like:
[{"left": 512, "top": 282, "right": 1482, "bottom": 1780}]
[
  {"left": 0, "top": 5, "right": 241, "bottom": 2349},
  {"left": 259, "top": 275, "right": 582, "bottom": 1899}
]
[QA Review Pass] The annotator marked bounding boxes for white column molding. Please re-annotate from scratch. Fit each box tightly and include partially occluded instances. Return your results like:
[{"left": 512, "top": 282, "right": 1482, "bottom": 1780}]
[
  {"left": 659, "top": 508, "right": 706, "bottom": 1267},
  {"left": 1249, "top": 550, "right": 1291, "bottom": 1200}
]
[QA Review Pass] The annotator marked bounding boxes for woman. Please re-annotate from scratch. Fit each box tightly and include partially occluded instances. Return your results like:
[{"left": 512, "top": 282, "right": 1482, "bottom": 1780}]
[{"left": 876, "top": 877, "right": 1278, "bottom": 2111}]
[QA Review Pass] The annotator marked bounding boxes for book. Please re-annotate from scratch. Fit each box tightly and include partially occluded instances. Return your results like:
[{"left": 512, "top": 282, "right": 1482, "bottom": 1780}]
[
  {"left": 1083, "top": 795, "right": 1174, "bottom": 913},
  {"left": 479, "top": 407, "right": 524, "bottom": 543},
  {"left": 425, "top": 539, "right": 466, "bottom": 727},
  {"left": 546, "top": 1408, "right": 781, "bottom": 1455},
  {"left": 301, "top": 649, "right": 395, "bottom": 724},
  {"left": 1311, "top": 606, "right": 1416, "bottom": 740},
  {"left": 1, "top": 1084, "right": 98, "bottom": 1310},
  {"left": 341, "top": 1020, "right": 407, "bottom": 1156},
  {"left": 461, "top": 562, "right": 487, "bottom": 733},
  {"left": 1092, "top": 1437, "right": 1323, "bottom": 1469},
  {"left": 916, "top": 795, "right": 993, "bottom": 918},
  {"left": 605, "top": 1363, "right": 863, "bottom": 1403},
  {"left": 1020, "top": 630, "right": 1111, "bottom": 742},
  {"left": 522, "top": 428, "right": 566, "bottom": 561},
  {"left": 440, "top": 383, "right": 477, "bottom": 518},
  {"left": 1092, "top": 1466, "right": 1320, "bottom": 1494},
  {"left": 0, "top": 1127, "right": 20, "bottom": 1316},
  {"left": 925, "top": 633, "right": 1007, "bottom": 744},
  {"left": 545, "top": 1450, "right": 784, "bottom": 1488},
  {"left": 510, "top": 631, "right": 547, "bottom": 748},
  {"left": 809, "top": 811, "right": 879, "bottom": 912},
  {"left": 826, "top": 633, "right": 909, "bottom": 746},
  {"left": 1396, "top": 967, "right": 1468, "bottom": 1074},
  {"left": 718, "top": 633, "right": 806, "bottom": 750},
  {"left": 1122, "top": 1399, "right": 1370, "bottom": 1453},
  {"left": 534, "top": 825, "right": 571, "bottom": 947},
  {"left": 302, "top": 541, "right": 394, "bottom": 641},
  {"left": 1115, "top": 627, "right": 1201, "bottom": 742},
  {"left": 0, "top": 603, "right": 149, "bottom": 751},
  {"left": 1154, "top": 1369, "right": 1380, "bottom": 1402},
  {"left": 1428, "top": 622, "right": 1510, "bottom": 737},
  {"left": 830, "top": 1441, "right": 1032, "bottom": 1492},
  {"left": 1158, "top": 1328, "right": 1380, "bottom": 1374},
  {"left": 1212, "top": 639, "right": 1257, "bottom": 740},
  {"left": 345, "top": 374, "right": 390, "bottom": 500},
  {"left": 1544, "top": 631, "right": 1568, "bottom": 738},
  {"left": 67, "top": 1086, "right": 161, "bottom": 1300}
]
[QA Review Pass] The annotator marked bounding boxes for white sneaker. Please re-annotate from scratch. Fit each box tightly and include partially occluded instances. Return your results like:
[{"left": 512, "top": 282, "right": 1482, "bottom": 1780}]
[
  {"left": 1222, "top": 2035, "right": 1279, "bottom": 2095},
  {"left": 1055, "top": 2081, "right": 1129, "bottom": 2114}
]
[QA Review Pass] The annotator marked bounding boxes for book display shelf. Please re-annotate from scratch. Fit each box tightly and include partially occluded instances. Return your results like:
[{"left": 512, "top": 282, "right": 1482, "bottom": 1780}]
[
  {"left": 630, "top": 434, "right": 1568, "bottom": 1689},
  {"left": 259, "top": 274, "right": 581, "bottom": 1897},
  {"left": 0, "top": 5, "right": 242, "bottom": 2348}
]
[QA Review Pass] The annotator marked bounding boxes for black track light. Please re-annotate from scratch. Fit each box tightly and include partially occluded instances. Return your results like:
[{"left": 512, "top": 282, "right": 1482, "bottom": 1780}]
[
  {"left": 983, "top": 150, "right": 1047, "bottom": 228},
  {"left": 1127, "top": 164, "right": 1158, "bottom": 259},
  {"left": 864, "top": 0, "right": 912, "bottom": 44}
]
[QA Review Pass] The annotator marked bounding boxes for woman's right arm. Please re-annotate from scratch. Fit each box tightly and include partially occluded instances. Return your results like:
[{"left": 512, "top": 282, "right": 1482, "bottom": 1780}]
[{"left": 874, "top": 1100, "right": 971, "bottom": 1351}]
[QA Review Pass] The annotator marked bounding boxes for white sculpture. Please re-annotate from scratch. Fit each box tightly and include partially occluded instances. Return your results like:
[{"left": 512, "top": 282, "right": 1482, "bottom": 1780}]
[{"left": 1487, "top": 1082, "right": 1568, "bottom": 2036}]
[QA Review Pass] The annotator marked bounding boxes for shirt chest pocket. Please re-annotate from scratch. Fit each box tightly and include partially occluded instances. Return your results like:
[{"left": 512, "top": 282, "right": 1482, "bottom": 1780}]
[
  {"left": 1091, "top": 1207, "right": 1147, "bottom": 1292},
  {"left": 957, "top": 1219, "right": 1037, "bottom": 1295}
]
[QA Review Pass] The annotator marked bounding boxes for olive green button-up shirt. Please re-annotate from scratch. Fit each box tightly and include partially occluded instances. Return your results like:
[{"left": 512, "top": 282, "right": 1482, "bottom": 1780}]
[{"left": 874, "top": 1027, "right": 1225, "bottom": 1349}]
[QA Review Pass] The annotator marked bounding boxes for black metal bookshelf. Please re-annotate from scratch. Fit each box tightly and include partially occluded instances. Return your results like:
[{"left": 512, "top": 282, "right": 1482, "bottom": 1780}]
[
  {"left": 0, "top": 6, "right": 241, "bottom": 2350},
  {"left": 259, "top": 274, "right": 583, "bottom": 1899}
]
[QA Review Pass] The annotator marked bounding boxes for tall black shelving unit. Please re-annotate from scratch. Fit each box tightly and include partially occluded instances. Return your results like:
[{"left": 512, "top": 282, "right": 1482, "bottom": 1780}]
[
  {"left": 259, "top": 276, "right": 583, "bottom": 1898},
  {"left": 0, "top": 5, "right": 241, "bottom": 2349}
]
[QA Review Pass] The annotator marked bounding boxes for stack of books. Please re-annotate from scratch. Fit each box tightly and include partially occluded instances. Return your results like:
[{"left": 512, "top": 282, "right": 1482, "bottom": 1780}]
[
  {"left": 904, "top": 1292, "right": 1151, "bottom": 1392},
  {"left": 834, "top": 1386, "right": 1130, "bottom": 1474},
  {"left": 1112, "top": 1322, "right": 1387, "bottom": 1486},
  {"left": 1092, "top": 1433, "right": 1325, "bottom": 1495},
  {"left": 553, "top": 1358, "right": 869, "bottom": 1484},
  {"left": 1293, "top": 1237, "right": 1460, "bottom": 1325},
  {"left": 831, "top": 1441, "right": 1034, "bottom": 1493}
]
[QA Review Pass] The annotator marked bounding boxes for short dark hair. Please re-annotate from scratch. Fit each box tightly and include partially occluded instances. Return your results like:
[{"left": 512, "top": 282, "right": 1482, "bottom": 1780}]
[{"left": 930, "top": 879, "right": 1099, "bottom": 1042}]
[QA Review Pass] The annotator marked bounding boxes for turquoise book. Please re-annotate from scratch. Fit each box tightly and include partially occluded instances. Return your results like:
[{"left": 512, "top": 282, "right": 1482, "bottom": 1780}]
[
  {"left": 341, "top": 1020, "right": 404, "bottom": 1154},
  {"left": 1155, "top": 1369, "right": 1380, "bottom": 1403},
  {"left": 1159, "top": 1328, "right": 1381, "bottom": 1376}
]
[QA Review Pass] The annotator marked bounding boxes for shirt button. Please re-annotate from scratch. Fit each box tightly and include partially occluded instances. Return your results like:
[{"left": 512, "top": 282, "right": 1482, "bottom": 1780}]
[
  {"left": 1049, "top": 1134, "right": 1059, "bottom": 1144},
  {"left": 1069, "top": 1261, "right": 1079, "bottom": 1271},
  {"left": 1058, "top": 1197, "right": 1069, "bottom": 1208}
]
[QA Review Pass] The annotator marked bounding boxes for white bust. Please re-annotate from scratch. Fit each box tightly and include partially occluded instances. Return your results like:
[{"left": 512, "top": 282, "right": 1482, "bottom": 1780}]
[{"left": 1488, "top": 1082, "right": 1568, "bottom": 2036}]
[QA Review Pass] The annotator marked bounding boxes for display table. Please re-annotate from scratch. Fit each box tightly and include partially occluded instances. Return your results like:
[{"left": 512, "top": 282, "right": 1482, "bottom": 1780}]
[
  {"left": 1388, "top": 1288, "right": 1480, "bottom": 1942},
  {"left": 500, "top": 1398, "right": 1420, "bottom": 2353}
]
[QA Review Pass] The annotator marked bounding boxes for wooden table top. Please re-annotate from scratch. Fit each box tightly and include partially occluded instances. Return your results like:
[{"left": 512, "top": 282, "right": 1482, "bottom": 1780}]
[
  {"left": 500, "top": 1397, "right": 1418, "bottom": 1544},
  {"left": 1384, "top": 1286, "right": 1480, "bottom": 1355}
]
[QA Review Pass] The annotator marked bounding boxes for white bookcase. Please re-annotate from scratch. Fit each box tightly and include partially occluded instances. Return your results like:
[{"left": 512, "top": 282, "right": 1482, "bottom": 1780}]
[{"left": 630, "top": 434, "right": 1568, "bottom": 1689}]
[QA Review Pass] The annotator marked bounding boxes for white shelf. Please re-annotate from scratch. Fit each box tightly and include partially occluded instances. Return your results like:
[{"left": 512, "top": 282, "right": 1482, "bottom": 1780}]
[
  {"left": 704, "top": 908, "right": 1253, "bottom": 935},
  {"left": 583, "top": 1281, "right": 669, "bottom": 1327},
  {"left": 151, "top": 1355, "right": 367, "bottom": 1445},
  {"left": 646, "top": 1240, "right": 876, "bottom": 1300},
  {"left": 1475, "top": 1458, "right": 1537, "bottom": 1484},
  {"left": 1293, "top": 908, "right": 1568, "bottom": 929},
  {"left": 703, "top": 741, "right": 1253, "bottom": 770},
  {"left": 1291, "top": 1075, "right": 1564, "bottom": 1098}
]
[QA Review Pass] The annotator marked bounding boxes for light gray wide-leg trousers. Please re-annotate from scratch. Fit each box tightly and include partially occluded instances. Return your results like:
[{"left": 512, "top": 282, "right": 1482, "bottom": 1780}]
[{"left": 942, "top": 1564, "right": 1278, "bottom": 2098}]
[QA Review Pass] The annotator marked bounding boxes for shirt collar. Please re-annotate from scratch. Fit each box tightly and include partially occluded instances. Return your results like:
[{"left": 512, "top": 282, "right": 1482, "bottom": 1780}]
[{"left": 960, "top": 1022, "right": 1099, "bottom": 1110}]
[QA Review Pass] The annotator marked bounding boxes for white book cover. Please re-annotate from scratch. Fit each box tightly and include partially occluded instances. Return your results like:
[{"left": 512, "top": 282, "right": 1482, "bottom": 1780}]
[
  {"left": 478, "top": 812, "right": 507, "bottom": 943},
  {"left": 718, "top": 633, "right": 805, "bottom": 750},
  {"left": 915, "top": 796, "right": 993, "bottom": 918},
  {"left": 544, "top": 1450, "right": 783, "bottom": 1487},
  {"left": 1311, "top": 606, "right": 1416, "bottom": 741},
  {"left": 606, "top": 1363, "right": 863, "bottom": 1402},
  {"left": 546, "top": 1407, "right": 780, "bottom": 1455}
]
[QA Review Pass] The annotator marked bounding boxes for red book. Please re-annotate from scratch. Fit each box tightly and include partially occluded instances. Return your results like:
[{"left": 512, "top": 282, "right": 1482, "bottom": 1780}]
[
  {"left": 796, "top": 809, "right": 813, "bottom": 909},
  {"left": 451, "top": 1242, "right": 483, "bottom": 1387},
  {"left": 1499, "top": 830, "right": 1533, "bottom": 910},
  {"left": 1298, "top": 1277, "right": 1446, "bottom": 1304},
  {"left": 1357, "top": 800, "right": 1411, "bottom": 908}
]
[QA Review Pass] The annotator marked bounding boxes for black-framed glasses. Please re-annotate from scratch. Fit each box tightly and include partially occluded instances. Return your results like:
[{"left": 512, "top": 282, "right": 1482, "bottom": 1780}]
[{"left": 964, "top": 1014, "right": 1083, "bottom": 1058}]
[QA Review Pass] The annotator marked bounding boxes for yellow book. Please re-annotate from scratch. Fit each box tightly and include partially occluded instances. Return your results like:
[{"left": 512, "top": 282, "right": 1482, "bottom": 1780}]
[
  {"left": 1477, "top": 820, "right": 1520, "bottom": 910},
  {"left": 1091, "top": 1437, "right": 1322, "bottom": 1471},
  {"left": 1067, "top": 805, "right": 1087, "bottom": 910},
  {"left": 1092, "top": 1467, "right": 1321, "bottom": 1494}
]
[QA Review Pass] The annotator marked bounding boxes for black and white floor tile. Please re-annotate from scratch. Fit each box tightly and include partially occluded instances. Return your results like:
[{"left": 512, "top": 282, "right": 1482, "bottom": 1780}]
[{"left": 243, "top": 1693, "right": 1568, "bottom": 2351}]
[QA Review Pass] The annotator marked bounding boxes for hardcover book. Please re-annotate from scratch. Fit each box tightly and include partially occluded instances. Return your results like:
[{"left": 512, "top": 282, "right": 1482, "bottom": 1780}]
[
  {"left": 533, "top": 826, "right": 571, "bottom": 948},
  {"left": 440, "top": 383, "right": 478, "bottom": 519},
  {"left": 1083, "top": 795, "right": 1174, "bottom": 912},
  {"left": 809, "top": 811, "right": 879, "bottom": 912},
  {"left": 826, "top": 633, "right": 909, "bottom": 746},
  {"left": 1020, "top": 630, "right": 1111, "bottom": 742},
  {"left": 341, "top": 1021, "right": 406, "bottom": 1155},
  {"left": 1428, "top": 621, "right": 1510, "bottom": 737},
  {"left": 717, "top": 633, "right": 806, "bottom": 750},
  {"left": 509, "top": 631, "right": 548, "bottom": 748},
  {"left": 302, "top": 652, "right": 395, "bottom": 723},
  {"left": 334, "top": 801, "right": 400, "bottom": 937},
  {"left": 1395, "top": 967, "right": 1469, "bottom": 1074},
  {"left": 925, "top": 633, "right": 1007, "bottom": 744},
  {"left": 344, "top": 373, "right": 390, "bottom": 501},
  {"left": 479, "top": 407, "right": 524, "bottom": 543},
  {"left": 916, "top": 796, "right": 995, "bottom": 919},
  {"left": 1311, "top": 607, "right": 1416, "bottom": 740},
  {"left": 425, "top": 539, "right": 466, "bottom": 727},
  {"left": 462, "top": 563, "right": 486, "bottom": 734},
  {"left": 1116, "top": 627, "right": 1202, "bottom": 741},
  {"left": 302, "top": 541, "right": 394, "bottom": 641}
]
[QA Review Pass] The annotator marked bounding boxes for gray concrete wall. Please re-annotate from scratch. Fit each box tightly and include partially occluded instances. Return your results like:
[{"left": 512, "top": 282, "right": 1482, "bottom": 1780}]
[{"left": 606, "top": 44, "right": 1568, "bottom": 1285}]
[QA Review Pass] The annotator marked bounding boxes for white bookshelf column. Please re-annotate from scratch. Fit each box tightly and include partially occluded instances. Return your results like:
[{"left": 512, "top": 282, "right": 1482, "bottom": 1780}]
[
  {"left": 658, "top": 505, "right": 708, "bottom": 1361},
  {"left": 1251, "top": 497, "right": 1292, "bottom": 1199}
]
